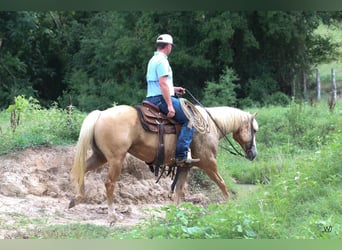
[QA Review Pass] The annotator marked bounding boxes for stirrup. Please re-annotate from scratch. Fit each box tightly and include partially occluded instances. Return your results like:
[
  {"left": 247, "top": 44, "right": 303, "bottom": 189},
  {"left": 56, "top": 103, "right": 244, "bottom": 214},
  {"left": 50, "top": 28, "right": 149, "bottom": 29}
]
[
  {"left": 175, "top": 148, "right": 200, "bottom": 166},
  {"left": 175, "top": 157, "right": 200, "bottom": 166}
]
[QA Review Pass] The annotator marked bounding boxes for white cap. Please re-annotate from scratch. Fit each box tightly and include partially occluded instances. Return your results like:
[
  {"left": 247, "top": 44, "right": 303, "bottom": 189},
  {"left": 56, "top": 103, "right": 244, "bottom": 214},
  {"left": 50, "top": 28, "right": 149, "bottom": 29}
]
[{"left": 156, "top": 34, "right": 175, "bottom": 47}]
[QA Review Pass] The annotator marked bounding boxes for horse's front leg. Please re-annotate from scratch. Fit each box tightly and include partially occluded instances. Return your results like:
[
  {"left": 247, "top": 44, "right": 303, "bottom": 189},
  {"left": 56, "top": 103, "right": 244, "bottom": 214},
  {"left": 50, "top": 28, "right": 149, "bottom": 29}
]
[
  {"left": 174, "top": 167, "right": 190, "bottom": 205},
  {"left": 201, "top": 159, "right": 229, "bottom": 201}
]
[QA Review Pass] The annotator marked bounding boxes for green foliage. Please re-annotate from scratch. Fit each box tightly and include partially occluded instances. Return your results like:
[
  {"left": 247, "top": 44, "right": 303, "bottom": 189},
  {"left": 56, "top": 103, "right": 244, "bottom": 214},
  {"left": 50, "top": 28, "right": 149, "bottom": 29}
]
[
  {"left": 226, "top": 100, "right": 341, "bottom": 188},
  {"left": 247, "top": 73, "right": 280, "bottom": 106},
  {"left": 253, "top": 99, "right": 338, "bottom": 154},
  {"left": 1, "top": 101, "right": 340, "bottom": 239},
  {"left": 1, "top": 11, "right": 340, "bottom": 111},
  {"left": 124, "top": 126, "right": 342, "bottom": 239},
  {"left": 0, "top": 51, "right": 36, "bottom": 107},
  {"left": 133, "top": 202, "right": 259, "bottom": 239},
  {"left": 313, "top": 21, "right": 342, "bottom": 63},
  {"left": 135, "top": 203, "right": 209, "bottom": 239},
  {"left": 202, "top": 67, "right": 239, "bottom": 107},
  {"left": 6, "top": 95, "right": 30, "bottom": 113},
  {"left": 251, "top": 134, "right": 342, "bottom": 239},
  {"left": 6, "top": 95, "right": 37, "bottom": 131},
  {"left": 265, "top": 92, "right": 291, "bottom": 106},
  {"left": 286, "top": 98, "right": 337, "bottom": 148},
  {"left": 0, "top": 96, "right": 84, "bottom": 154},
  {"left": 30, "top": 223, "right": 117, "bottom": 239},
  {"left": 62, "top": 69, "right": 145, "bottom": 110},
  {"left": 0, "top": 11, "right": 74, "bottom": 108},
  {"left": 123, "top": 101, "right": 341, "bottom": 239}
]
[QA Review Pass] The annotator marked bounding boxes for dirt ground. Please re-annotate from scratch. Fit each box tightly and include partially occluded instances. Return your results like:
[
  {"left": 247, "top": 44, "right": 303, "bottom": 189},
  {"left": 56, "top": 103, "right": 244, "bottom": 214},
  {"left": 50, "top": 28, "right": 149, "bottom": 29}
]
[{"left": 0, "top": 145, "right": 221, "bottom": 239}]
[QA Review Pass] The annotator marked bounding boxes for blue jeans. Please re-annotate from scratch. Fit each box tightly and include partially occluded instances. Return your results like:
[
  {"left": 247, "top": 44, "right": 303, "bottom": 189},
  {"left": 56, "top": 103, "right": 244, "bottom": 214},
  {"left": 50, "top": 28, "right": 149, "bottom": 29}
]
[{"left": 146, "top": 95, "right": 195, "bottom": 159}]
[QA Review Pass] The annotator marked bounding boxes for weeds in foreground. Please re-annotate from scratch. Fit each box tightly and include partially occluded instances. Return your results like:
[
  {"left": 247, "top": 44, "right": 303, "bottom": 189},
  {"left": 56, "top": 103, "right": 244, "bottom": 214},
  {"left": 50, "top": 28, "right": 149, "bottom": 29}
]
[{"left": 0, "top": 96, "right": 85, "bottom": 155}]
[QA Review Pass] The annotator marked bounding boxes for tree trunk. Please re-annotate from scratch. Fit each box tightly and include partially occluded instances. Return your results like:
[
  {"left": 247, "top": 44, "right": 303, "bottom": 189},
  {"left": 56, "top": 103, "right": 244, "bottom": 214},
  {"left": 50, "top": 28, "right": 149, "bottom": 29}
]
[
  {"left": 303, "top": 70, "right": 307, "bottom": 100},
  {"left": 291, "top": 78, "right": 296, "bottom": 97},
  {"left": 316, "top": 68, "right": 321, "bottom": 100}
]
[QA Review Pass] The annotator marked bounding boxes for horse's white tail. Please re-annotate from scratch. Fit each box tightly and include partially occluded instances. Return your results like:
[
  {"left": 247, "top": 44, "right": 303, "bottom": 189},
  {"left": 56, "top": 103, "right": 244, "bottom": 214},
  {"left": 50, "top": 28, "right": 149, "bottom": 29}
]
[{"left": 71, "top": 110, "right": 101, "bottom": 194}]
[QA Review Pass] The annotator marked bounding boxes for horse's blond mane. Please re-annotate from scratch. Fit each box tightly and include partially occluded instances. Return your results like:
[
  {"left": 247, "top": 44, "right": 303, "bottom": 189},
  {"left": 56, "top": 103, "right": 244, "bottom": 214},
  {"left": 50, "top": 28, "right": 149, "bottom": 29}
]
[{"left": 198, "top": 106, "right": 251, "bottom": 137}]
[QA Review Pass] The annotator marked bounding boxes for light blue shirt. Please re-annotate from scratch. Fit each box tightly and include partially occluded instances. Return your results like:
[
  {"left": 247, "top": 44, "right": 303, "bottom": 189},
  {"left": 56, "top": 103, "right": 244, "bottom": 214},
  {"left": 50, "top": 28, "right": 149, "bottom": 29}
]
[{"left": 146, "top": 51, "right": 174, "bottom": 97}]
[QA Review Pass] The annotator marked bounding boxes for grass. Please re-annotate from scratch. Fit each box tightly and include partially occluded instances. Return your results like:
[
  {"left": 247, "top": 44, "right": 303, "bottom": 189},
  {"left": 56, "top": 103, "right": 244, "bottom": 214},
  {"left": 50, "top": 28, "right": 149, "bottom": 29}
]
[
  {"left": 220, "top": 100, "right": 342, "bottom": 185},
  {"left": 31, "top": 224, "right": 118, "bottom": 239},
  {"left": 130, "top": 126, "right": 342, "bottom": 239},
  {"left": 0, "top": 100, "right": 85, "bottom": 155},
  {"left": 1, "top": 96, "right": 342, "bottom": 239}
]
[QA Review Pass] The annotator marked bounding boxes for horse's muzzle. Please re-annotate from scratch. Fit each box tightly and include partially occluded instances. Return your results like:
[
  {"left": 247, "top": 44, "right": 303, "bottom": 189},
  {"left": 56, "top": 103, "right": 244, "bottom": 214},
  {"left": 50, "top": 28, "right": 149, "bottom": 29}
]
[{"left": 246, "top": 146, "right": 257, "bottom": 161}]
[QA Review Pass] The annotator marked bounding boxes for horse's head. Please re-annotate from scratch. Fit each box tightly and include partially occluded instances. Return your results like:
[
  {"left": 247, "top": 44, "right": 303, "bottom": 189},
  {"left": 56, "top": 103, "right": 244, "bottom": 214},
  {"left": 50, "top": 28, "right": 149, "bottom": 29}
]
[{"left": 233, "top": 112, "right": 258, "bottom": 161}]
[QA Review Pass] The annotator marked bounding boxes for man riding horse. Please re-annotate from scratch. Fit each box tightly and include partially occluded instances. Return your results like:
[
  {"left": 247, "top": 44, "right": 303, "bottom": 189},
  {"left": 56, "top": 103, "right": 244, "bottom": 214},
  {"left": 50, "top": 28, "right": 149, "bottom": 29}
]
[
  {"left": 69, "top": 34, "right": 259, "bottom": 223},
  {"left": 145, "top": 34, "right": 200, "bottom": 166}
]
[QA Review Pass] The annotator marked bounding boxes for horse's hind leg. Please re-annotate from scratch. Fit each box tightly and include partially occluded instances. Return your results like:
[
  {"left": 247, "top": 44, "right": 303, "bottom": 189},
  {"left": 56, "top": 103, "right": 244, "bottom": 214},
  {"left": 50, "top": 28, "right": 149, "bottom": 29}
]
[
  {"left": 69, "top": 152, "right": 107, "bottom": 209},
  {"left": 105, "top": 156, "right": 125, "bottom": 223},
  {"left": 85, "top": 151, "right": 107, "bottom": 172},
  {"left": 82, "top": 152, "right": 107, "bottom": 197}
]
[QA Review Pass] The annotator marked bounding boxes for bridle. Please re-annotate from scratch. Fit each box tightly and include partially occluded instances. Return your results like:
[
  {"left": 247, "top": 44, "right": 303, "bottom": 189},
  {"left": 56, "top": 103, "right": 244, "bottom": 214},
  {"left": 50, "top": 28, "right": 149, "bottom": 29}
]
[
  {"left": 185, "top": 89, "right": 251, "bottom": 159},
  {"left": 207, "top": 111, "right": 246, "bottom": 158},
  {"left": 245, "top": 118, "right": 256, "bottom": 157}
]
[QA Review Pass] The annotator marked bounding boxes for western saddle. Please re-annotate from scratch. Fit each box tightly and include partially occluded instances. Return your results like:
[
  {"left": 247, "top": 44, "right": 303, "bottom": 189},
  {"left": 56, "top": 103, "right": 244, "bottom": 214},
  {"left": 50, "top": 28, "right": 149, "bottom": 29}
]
[{"left": 134, "top": 101, "right": 180, "bottom": 178}]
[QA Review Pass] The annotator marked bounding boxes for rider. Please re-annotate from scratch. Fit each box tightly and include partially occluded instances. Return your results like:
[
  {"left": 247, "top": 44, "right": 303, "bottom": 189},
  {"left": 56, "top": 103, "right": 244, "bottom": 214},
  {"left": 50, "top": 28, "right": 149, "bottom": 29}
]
[{"left": 145, "top": 34, "right": 200, "bottom": 166}]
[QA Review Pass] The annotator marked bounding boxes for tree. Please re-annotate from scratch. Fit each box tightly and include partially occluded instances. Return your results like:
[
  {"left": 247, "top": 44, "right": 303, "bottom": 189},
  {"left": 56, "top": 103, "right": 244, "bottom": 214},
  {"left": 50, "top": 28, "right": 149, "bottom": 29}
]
[
  {"left": 0, "top": 11, "right": 92, "bottom": 108},
  {"left": 0, "top": 12, "right": 37, "bottom": 108},
  {"left": 60, "top": 11, "right": 148, "bottom": 110},
  {"left": 231, "top": 11, "right": 336, "bottom": 99},
  {"left": 1, "top": 11, "right": 339, "bottom": 111},
  {"left": 202, "top": 67, "right": 239, "bottom": 107}
]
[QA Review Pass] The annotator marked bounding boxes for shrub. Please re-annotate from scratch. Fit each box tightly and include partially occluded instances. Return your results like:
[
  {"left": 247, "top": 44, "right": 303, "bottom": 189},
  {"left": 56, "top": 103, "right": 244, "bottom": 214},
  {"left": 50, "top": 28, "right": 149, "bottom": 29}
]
[
  {"left": 265, "top": 91, "right": 291, "bottom": 106},
  {"left": 0, "top": 96, "right": 85, "bottom": 154},
  {"left": 247, "top": 74, "right": 278, "bottom": 106},
  {"left": 202, "top": 67, "right": 239, "bottom": 107}
]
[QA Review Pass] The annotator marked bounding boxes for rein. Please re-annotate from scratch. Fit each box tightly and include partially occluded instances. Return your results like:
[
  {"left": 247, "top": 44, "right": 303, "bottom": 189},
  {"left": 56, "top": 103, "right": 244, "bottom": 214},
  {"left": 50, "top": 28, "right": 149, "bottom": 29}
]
[{"left": 185, "top": 89, "right": 246, "bottom": 158}]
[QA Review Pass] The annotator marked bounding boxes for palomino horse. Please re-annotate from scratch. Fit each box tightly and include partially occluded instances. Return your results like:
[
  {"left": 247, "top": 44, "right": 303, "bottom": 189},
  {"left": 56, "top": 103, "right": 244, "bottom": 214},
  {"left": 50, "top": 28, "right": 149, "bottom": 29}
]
[{"left": 69, "top": 104, "right": 258, "bottom": 222}]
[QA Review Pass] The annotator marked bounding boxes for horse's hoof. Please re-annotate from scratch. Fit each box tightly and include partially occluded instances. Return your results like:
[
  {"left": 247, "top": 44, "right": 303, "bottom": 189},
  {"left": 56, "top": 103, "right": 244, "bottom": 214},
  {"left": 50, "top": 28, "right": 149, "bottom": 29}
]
[
  {"left": 96, "top": 207, "right": 108, "bottom": 214},
  {"left": 109, "top": 220, "right": 116, "bottom": 227},
  {"left": 108, "top": 213, "right": 123, "bottom": 227},
  {"left": 168, "top": 191, "right": 174, "bottom": 200},
  {"left": 68, "top": 199, "right": 76, "bottom": 209},
  {"left": 108, "top": 217, "right": 119, "bottom": 227}
]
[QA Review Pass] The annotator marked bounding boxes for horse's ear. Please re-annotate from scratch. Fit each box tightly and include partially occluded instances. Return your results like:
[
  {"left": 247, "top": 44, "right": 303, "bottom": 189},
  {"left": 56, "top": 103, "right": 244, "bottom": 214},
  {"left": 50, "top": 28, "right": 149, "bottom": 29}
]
[{"left": 252, "top": 112, "right": 258, "bottom": 118}]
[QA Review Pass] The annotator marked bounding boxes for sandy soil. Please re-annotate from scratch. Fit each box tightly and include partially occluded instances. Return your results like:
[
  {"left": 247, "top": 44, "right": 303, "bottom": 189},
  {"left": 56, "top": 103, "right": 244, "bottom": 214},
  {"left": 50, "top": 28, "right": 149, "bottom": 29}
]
[{"left": 0, "top": 145, "right": 221, "bottom": 239}]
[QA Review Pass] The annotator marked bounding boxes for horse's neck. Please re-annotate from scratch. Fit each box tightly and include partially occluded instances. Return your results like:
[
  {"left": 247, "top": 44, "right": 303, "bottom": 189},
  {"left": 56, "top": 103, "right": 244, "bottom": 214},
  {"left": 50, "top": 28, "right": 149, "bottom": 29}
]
[{"left": 206, "top": 107, "right": 249, "bottom": 137}]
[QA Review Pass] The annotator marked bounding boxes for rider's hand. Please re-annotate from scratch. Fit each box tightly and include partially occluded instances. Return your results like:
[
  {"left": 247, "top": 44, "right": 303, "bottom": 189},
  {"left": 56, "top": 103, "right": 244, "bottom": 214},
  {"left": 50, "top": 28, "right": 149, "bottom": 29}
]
[
  {"left": 174, "top": 87, "right": 186, "bottom": 96},
  {"left": 167, "top": 106, "right": 176, "bottom": 118}
]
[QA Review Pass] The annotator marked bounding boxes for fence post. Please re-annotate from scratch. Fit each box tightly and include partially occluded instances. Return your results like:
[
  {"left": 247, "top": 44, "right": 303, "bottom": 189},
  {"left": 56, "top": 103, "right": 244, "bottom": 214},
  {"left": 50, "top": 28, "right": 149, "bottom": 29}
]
[
  {"left": 331, "top": 68, "right": 337, "bottom": 101},
  {"left": 316, "top": 68, "right": 321, "bottom": 100}
]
